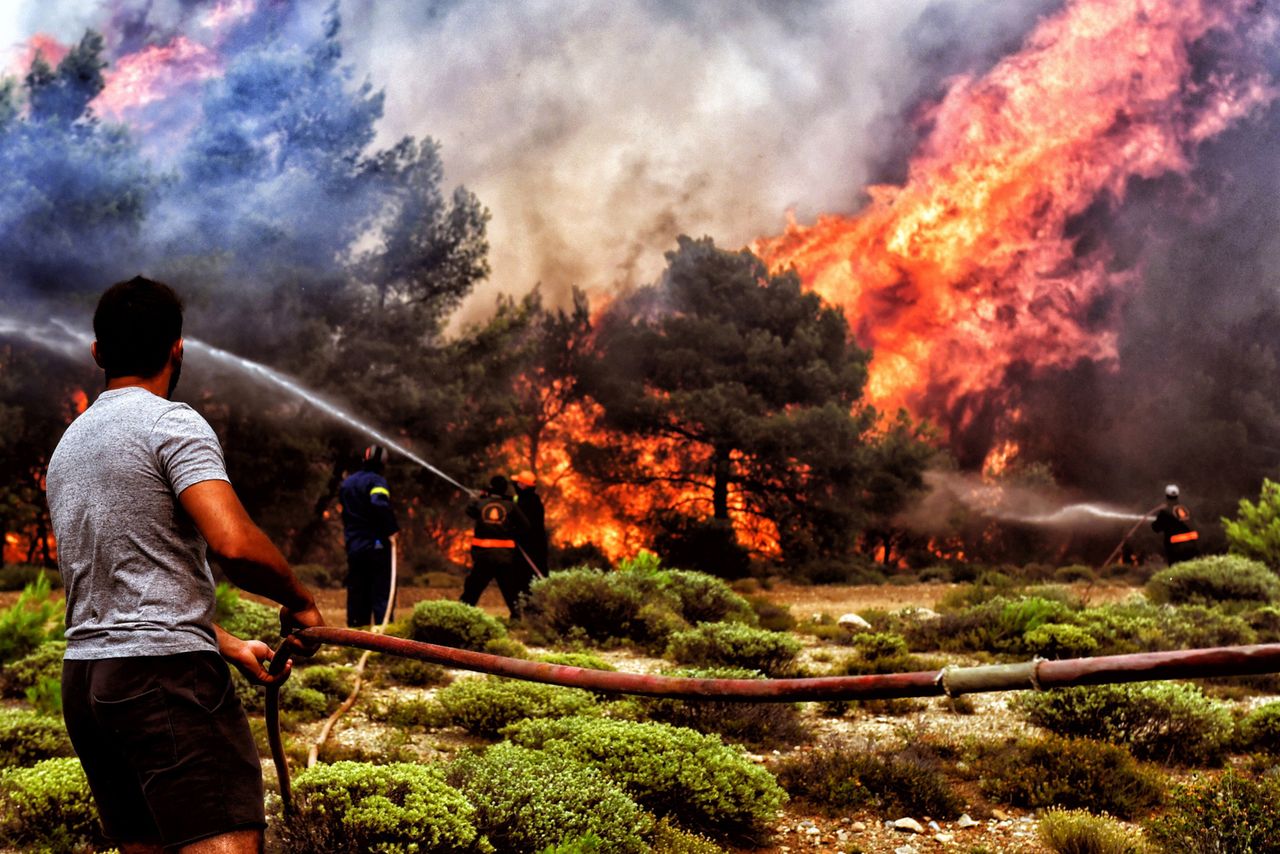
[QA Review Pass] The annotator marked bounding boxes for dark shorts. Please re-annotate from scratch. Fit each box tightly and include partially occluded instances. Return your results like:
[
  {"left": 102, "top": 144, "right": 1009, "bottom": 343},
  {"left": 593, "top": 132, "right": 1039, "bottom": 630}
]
[{"left": 62, "top": 651, "right": 266, "bottom": 847}]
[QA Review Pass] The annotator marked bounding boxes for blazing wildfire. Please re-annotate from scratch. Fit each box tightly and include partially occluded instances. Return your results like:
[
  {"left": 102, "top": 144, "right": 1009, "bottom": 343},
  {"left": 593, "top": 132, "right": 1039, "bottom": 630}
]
[{"left": 1, "top": 0, "right": 1280, "bottom": 577}]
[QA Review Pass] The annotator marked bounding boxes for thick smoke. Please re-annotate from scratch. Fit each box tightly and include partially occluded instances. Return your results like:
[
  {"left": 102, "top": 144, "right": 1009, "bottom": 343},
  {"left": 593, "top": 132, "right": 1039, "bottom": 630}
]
[{"left": 336, "top": 0, "right": 1062, "bottom": 322}]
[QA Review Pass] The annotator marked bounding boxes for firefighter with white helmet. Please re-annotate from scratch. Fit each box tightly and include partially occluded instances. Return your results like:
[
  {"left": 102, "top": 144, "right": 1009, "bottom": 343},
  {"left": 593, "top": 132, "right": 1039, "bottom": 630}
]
[{"left": 1151, "top": 483, "right": 1199, "bottom": 565}]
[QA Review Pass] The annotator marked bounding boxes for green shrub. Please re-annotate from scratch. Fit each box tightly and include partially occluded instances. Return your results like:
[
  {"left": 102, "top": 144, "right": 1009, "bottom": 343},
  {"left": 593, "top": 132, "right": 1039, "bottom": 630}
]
[
  {"left": 977, "top": 735, "right": 1162, "bottom": 818},
  {"left": 296, "top": 664, "right": 355, "bottom": 701},
  {"left": 1023, "top": 623, "right": 1099, "bottom": 658},
  {"left": 433, "top": 677, "right": 599, "bottom": 738},
  {"left": 482, "top": 636, "right": 529, "bottom": 658},
  {"left": 640, "top": 667, "right": 810, "bottom": 749},
  {"left": 1054, "top": 565, "right": 1098, "bottom": 584},
  {"left": 744, "top": 596, "right": 793, "bottom": 633},
  {"left": 24, "top": 677, "right": 61, "bottom": 716},
  {"left": 1246, "top": 605, "right": 1280, "bottom": 642},
  {"left": 1222, "top": 477, "right": 1280, "bottom": 570},
  {"left": 1146, "top": 555, "right": 1280, "bottom": 606},
  {"left": 505, "top": 716, "right": 786, "bottom": 841},
  {"left": 378, "top": 655, "right": 449, "bottom": 687},
  {"left": 1144, "top": 769, "right": 1280, "bottom": 853},
  {"left": 1037, "top": 807, "right": 1149, "bottom": 854},
  {"left": 649, "top": 818, "right": 725, "bottom": 854},
  {"left": 370, "top": 696, "right": 440, "bottom": 729},
  {"left": 536, "top": 652, "right": 616, "bottom": 671},
  {"left": 906, "top": 594, "right": 1072, "bottom": 655},
  {"left": 0, "top": 564, "right": 60, "bottom": 592},
  {"left": 775, "top": 742, "right": 964, "bottom": 819},
  {"left": 1014, "top": 683, "right": 1233, "bottom": 765},
  {"left": 447, "top": 743, "right": 651, "bottom": 853},
  {"left": 936, "top": 572, "right": 1021, "bottom": 610},
  {"left": 281, "top": 761, "right": 483, "bottom": 853},
  {"left": 1238, "top": 702, "right": 1280, "bottom": 754},
  {"left": 214, "top": 583, "right": 280, "bottom": 643},
  {"left": 664, "top": 622, "right": 800, "bottom": 677},
  {"left": 850, "top": 631, "right": 909, "bottom": 659},
  {"left": 655, "top": 570, "right": 757, "bottom": 626},
  {"left": 1071, "top": 603, "right": 1167, "bottom": 656},
  {"left": 1161, "top": 605, "right": 1256, "bottom": 649},
  {"left": 521, "top": 568, "right": 682, "bottom": 648},
  {"left": 0, "top": 757, "right": 103, "bottom": 854},
  {"left": 283, "top": 684, "right": 331, "bottom": 718},
  {"left": 0, "top": 640, "right": 65, "bottom": 698},
  {"left": 0, "top": 575, "right": 63, "bottom": 664},
  {"left": 408, "top": 600, "right": 507, "bottom": 650},
  {"left": 0, "top": 708, "right": 73, "bottom": 766}
]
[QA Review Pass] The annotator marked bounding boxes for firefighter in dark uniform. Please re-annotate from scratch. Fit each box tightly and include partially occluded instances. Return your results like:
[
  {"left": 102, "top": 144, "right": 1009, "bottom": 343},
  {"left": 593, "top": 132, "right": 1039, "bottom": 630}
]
[
  {"left": 339, "top": 445, "right": 400, "bottom": 626},
  {"left": 1151, "top": 484, "right": 1199, "bottom": 566},
  {"left": 461, "top": 475, "right": 530, "bottom": 617},
  {"left": 512, "top": 470, "right": 549, "bottom": 577}
]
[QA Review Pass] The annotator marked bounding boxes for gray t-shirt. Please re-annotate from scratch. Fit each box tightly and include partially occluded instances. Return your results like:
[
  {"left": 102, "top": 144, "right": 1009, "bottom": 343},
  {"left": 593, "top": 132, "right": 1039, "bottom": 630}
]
[{"left": 46, "top": 386, "right": 229, "bottom": 659}]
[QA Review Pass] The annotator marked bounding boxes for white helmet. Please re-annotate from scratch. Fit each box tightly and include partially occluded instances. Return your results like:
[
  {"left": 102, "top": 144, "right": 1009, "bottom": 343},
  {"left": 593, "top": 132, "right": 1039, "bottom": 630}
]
[{"left": 1165, "top": 484, "right": 1180, "bottom": 500}]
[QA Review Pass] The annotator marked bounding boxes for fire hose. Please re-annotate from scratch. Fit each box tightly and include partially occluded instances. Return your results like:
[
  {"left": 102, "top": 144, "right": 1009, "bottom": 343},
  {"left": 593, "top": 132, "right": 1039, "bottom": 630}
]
[{"left": 264, "top": 632, "right": 1280, "bottom": 818}]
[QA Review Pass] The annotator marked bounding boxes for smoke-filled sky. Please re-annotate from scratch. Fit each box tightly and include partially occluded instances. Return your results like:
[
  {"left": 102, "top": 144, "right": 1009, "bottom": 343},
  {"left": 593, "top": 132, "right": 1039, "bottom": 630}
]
[{"left": 0, "top": 0, "right": 1060, "bottom": 322}]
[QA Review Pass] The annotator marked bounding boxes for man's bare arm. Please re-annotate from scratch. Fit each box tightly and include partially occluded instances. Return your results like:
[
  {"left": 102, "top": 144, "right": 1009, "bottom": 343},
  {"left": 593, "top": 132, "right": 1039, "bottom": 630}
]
[{"left": 179, "top": 479, "right": 320, "bottom": 622}]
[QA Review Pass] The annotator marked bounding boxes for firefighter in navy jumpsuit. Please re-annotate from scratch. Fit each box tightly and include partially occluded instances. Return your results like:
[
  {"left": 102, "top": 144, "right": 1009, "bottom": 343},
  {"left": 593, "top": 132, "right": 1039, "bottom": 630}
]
[
  {"left": 339, "top": 445, "right": 400, "bottom": 626},
  {"left": 461, "top": 475, "right": 531, "bottom": 617}
]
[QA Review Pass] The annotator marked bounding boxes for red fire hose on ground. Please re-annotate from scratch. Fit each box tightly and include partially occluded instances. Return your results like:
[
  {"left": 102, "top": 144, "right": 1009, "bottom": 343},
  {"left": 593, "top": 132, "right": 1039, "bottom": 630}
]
[{"left": 264, "top": 631, "right": 1280, "bottom": 818}]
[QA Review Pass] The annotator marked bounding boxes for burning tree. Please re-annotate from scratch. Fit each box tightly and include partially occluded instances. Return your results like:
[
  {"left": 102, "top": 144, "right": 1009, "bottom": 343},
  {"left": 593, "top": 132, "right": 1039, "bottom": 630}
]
[{"left": 580, "top": 235, "right": 933, "bottom": 568}]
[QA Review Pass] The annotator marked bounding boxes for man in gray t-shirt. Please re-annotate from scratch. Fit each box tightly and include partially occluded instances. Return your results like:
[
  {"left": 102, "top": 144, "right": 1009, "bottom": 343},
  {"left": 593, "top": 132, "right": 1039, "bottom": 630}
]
[{"left": 45, "top": 276, "right": 324, "bottom": 854}]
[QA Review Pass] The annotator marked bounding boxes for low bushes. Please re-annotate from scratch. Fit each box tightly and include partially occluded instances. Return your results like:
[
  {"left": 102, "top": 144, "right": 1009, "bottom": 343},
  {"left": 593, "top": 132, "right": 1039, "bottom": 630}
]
[
  {"left": 0, "top": 757, "right": 103, "bottom": 854},
  {"left": 977, "top": 734, "right": 1163, "bottom": 818},
  {"left": 407, "top": 600, "right": 507, "bottom": 651},
  {"left": 1022, "top": 623, "right": 1099, "bottom": 659},
  {"left": 0, "top": 708, "right": 73, "bottom": 767},
  {"left": 775, "top": 742, "right": 965, "bottom": 819},
  {"left": 295, "top": 664, "right": 355, "bottom": 702},
  {"left": 1037, "top": 808, "right": 1148, "bottom": 854},
  {"left": 0, "top": 564, "right": 60, "bottom": 592},
  {"left": 446, "top": 743, "right": 652, "bottom": 853},
  {"left": 1144, "top": 769, "right": 1280, "bottom": 853},
  {"left": 214, "top": 583, "right": 280, "bottom": 644},
  {"left": 1014, "top": 682, "right": 1233, "bottom": 765},
  {"left": 1146, "top": 555, "right": 1280, "bottom": 606},
  {"left": 505, "top": 716, "right": 786, "bottom": 841},
  {"left": 521, "top": 567, "right": 754, "bottom": 649},
  {"left": 1237, "top": 701, "right": 1280, "bottom": 754},
  {"left": 640, "top": 667, "right": 810, "bottom": 749},
  {"left": 281, "top": 761, "right": 483, "bottom": 853},
  {"left": 0, "top": 575, "right": 63, "bottom": 665},
  {"left": 432, "top": 677, "right": 599, "bottom": 738},
  {"left": 664, "top": 622, "right": 800, "bottom": 676},
  {"left": 0, "top": 640, "right": 64, "bottom": 698}
]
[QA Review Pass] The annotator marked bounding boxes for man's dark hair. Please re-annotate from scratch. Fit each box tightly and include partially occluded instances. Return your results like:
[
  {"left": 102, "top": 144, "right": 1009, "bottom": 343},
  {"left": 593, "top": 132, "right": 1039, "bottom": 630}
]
[
  {"left": 488, "top": 475, "right": 510, "bottom": 496},
  {"left": 93, "top": 276, "right": 184, "bottom": 379}
]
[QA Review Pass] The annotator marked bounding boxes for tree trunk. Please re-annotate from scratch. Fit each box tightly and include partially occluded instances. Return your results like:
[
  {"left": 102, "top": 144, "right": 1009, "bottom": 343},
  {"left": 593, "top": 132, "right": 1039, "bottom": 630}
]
[
  {"left": 712, "top": 447, "right": 731, "bottom": 521},
  {"left": 290, "top": 455, "right": 347, "bottom": 563}
]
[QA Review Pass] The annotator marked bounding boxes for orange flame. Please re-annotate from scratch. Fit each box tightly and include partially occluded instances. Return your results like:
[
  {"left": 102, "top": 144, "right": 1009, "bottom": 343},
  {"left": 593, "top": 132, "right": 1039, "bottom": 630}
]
[
  {"left": 95, "top": 37, "right": 220, "bottom": 120},
  {"left": 8, "top": 34, "right": 68, "bottom": 75},
  {"left": 755, "top": 0, "right": 1275, "bottom": 439}
]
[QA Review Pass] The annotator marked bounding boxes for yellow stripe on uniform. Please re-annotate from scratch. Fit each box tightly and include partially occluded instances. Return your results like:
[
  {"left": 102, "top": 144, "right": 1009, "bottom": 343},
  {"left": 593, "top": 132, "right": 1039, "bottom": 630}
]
[{"left": 370, "top": 486, "right": 391, "bottom": 498}]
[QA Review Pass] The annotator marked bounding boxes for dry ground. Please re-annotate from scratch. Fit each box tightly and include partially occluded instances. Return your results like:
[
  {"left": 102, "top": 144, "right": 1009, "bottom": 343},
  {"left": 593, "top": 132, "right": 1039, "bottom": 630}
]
[{"left": 1, "top": 580, "right": 1193, "bottom": 853}]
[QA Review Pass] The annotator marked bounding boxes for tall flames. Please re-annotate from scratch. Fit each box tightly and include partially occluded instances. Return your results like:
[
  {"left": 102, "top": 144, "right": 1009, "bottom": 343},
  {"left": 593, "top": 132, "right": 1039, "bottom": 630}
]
[{"left": 754, "top": 0, "right": 1274, "bottom": 474}]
